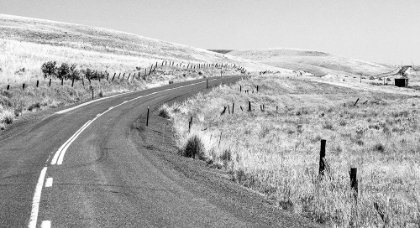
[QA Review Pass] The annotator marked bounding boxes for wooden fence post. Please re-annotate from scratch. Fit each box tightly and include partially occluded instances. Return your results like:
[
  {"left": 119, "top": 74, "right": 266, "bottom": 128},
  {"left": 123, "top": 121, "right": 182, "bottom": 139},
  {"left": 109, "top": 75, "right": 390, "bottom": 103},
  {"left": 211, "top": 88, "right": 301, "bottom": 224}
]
[
  {"left": 350, "top": 168, "right": 358, "bottom": 199},
  {"left": 71, "top": 77, "right": 75, "bottom": 87},
  {"left": 232, "top": 103, "right": 235, "bottom": 114},
  {"left": 257, "top": 85, "right": 259, "bottom": 93},
  {"left": 319, "top": 139, "right": 326, "bottom": 177},
  {"left": 61, "top": 78, "right": 64, "bottom": 86},
  {"left": 206, "top": 79, "right": 209, "bottom": 88},
  {"left": 240, "top": 85, "right": 241, "bottom": 92},
  {"left": 248, "top": 101, "right": 251, "bottom": 111},
  {"left": 36, "top": 80, "right": 39, "bottom": 88},
  {"left": 7, "top": 85, "right": 9, "bottom": 90},
  {"left": 188, "top": 116, "right": 193, "bottom": 133},
  {"left": 22, "top": 83, "right": 25, "bottom": 90},
  {"left": 354, "top": 98, "right": 360, "bottom": 106},
  {"left": 49, "top": 78, "right": 52, "bottom": 87},
  {"left": 91, "top": 87, "right": 94, "bottom": 100},
  {"left": 146, "top": 106, "right": 150, "bottom": 126}
]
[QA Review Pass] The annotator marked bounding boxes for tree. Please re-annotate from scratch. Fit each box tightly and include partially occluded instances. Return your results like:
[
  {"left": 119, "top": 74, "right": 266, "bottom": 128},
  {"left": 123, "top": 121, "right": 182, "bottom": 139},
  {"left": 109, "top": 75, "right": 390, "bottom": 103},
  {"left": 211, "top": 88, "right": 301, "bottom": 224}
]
[
  {"left": 41, "top": 61, "right": 57, "bottom": 78},
  {"left": 68, "top": 64, "right": 80, "bottom": 80},
  {"left": 57, "top": 63, "right": 70, "bottom": 79},
  {"left": 84, "top": 68, "right": 93, "bottom": 84}
]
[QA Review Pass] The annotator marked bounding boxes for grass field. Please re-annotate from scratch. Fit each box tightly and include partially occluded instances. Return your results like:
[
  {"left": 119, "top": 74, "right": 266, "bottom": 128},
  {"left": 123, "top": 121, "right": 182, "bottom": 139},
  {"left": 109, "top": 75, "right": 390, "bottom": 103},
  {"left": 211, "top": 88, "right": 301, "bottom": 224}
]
[
  {"left": 165, "top": 75, "right": 420, "bottom": 227},
  {"left": 0, "top": 14, "right": 288, "bottom": 130},
  {"left": 228, "top": 49, "right": 394, "bottom": 77}
]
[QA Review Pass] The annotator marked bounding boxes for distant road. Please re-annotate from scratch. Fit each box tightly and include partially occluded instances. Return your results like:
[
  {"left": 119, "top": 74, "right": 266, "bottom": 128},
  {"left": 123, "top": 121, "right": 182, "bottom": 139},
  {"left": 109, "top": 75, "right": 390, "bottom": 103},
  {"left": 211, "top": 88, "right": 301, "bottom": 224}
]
[{"left": 0, "top": 76, "right": 321, "bottom": 228}]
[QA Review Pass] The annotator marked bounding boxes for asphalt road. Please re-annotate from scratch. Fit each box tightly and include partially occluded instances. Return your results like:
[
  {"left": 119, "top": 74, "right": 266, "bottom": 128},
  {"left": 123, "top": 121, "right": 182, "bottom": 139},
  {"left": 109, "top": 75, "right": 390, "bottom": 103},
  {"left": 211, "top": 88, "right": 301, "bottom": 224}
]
[{"left": 0, "top": 76, "right": 322, "bottom": 228}]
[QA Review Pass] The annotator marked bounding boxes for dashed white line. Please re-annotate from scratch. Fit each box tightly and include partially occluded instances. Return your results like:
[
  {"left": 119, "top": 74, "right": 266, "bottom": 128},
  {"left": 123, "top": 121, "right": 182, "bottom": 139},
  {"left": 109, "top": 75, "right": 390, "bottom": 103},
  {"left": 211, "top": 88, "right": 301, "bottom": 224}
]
[
  {"left": 41, "top": 220, "right": 51, "bottom": 228},
  {"left": 27, "top": 77, "right": 230, "bottom": 227},
  {"left": 45, "top": 178, "right": 53, "bottom": 188},
  {"left": 28, "top": 167, "right": 47, "bottom": 228}
]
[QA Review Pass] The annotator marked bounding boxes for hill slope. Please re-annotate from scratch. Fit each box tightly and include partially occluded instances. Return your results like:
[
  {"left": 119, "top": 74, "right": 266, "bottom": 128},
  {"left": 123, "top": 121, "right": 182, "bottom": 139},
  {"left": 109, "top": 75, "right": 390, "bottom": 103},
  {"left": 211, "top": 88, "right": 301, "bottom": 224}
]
[
  {"left": 228, "top": 48, "right": 393, "bottom": 77},
  {"left": 0, "top": 14, "right": 285, "bottom": 83}
]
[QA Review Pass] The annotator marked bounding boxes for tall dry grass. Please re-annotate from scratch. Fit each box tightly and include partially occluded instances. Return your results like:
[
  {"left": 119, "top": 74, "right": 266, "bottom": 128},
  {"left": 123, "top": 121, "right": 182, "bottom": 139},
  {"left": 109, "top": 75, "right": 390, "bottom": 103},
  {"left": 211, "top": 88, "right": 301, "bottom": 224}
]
[
  {"left": 166, "top": 75, "right": 420, "bottom": 227},
  {"left": 0, "top": 38, "right": 243, "bottom": 129}
]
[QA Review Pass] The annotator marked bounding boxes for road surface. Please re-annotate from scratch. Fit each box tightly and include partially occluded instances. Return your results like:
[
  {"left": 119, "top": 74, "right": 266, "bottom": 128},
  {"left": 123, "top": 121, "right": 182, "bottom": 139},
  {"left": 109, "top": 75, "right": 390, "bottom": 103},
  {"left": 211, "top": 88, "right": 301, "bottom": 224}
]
[{"left": 0, "top": 76, "right": 321, "bottom": 228}]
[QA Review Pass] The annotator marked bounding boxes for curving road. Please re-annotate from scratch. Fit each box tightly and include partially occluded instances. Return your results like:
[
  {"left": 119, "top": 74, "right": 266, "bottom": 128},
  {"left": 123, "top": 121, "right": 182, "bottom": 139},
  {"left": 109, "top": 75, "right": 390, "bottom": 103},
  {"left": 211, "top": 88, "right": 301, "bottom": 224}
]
[{"left": 0, "top": 76, "right": 321, "bottom": 228}]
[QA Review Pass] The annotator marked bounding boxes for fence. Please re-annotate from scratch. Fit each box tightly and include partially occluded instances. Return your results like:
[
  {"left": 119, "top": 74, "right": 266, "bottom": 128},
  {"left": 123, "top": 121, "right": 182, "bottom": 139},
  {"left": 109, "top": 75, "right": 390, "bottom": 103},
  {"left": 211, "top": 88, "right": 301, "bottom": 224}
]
[{"left": 2, "top": 60, "right": 244, "bottom": 92}]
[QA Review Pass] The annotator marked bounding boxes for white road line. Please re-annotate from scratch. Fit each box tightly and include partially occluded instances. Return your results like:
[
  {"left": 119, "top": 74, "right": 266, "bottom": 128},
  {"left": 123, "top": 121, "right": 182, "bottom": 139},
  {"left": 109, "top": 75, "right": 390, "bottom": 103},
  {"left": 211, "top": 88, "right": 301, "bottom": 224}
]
[
  {"left": 50, "top": 78, "right": 225, "bottom": 165},
  {"left": 45, "top": 178, "right": 53, "bottom": 188},
  {"left": 56, "top": 120, "right": 94, "bottom": 165},
  {"left": 54, "top": 77, "right": 221, "bottom": 115},
  {"left": 56, "top": 92, "right": 131, "bottom": 114},
  {"left": 41, "top": 220, "right": 51, "bottom": 228},
  {"left": 28, "top": 167, "right": 47, "bottom": 228},
  {"left": 50, "top": 120, "right": 92, "bottom": 165},
  {"left": 25, "top": 78, "right": 230, "bottom": 227}
]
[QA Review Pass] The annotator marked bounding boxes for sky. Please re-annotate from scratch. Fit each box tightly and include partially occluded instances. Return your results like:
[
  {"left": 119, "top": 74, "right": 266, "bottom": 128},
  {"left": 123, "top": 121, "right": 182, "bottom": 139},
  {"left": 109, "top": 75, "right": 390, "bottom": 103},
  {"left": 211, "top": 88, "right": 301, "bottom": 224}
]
[{"left": 0, "top": 0, "right": 419, "bottom": 65}]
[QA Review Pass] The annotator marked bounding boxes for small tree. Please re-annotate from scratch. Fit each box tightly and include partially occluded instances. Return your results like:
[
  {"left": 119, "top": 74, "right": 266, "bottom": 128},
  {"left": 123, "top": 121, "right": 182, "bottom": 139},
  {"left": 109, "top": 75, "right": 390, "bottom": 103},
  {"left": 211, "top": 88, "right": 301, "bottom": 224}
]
[
  {"left": 84, "top": 68, "right": 93, "bottom": 84},
  {"left": 57, "top": 63, "right": 70, "bottom": 79},
  {"left": 41, "top": 61, "right": 57, "bottom": 78},
  {"left": 68, "top": 64, "right": 80, "bottom": 80}
]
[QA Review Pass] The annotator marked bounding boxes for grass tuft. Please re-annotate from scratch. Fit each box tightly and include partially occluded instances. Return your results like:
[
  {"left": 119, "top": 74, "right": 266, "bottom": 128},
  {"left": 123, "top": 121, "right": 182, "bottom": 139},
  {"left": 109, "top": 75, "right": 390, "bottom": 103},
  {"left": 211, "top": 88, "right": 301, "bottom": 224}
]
[{"left": 183, "top": 135, "right": 205, "bottom": 159}]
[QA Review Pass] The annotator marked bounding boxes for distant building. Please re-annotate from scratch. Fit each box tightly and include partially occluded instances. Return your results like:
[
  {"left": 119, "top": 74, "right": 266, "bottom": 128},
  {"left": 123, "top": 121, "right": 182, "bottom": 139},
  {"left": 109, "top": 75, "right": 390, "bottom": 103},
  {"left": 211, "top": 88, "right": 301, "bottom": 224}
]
[{"left": 395, "top": 78, "right": 408, "bottom": 87}]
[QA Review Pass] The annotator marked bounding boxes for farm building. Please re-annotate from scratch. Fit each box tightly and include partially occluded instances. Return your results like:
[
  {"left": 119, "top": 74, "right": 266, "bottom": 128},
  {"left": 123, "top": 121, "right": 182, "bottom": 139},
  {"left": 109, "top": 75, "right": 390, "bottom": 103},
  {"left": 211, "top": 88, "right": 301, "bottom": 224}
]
[{"left": 395, "top": 78, "right": 408, "bottom": 87}]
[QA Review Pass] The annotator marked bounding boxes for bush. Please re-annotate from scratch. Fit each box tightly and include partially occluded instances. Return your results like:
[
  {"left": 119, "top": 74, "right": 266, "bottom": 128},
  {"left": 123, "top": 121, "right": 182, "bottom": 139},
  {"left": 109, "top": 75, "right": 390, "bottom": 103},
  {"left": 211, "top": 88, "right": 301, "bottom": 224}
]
[
  {"left": 183, "top": 135, "right": 205, "bottom": 159},
  {"left": 220, "top": 149, "right": 232, "bottom": 161},
  {"left": 158, "top": 108, "right": 170, "bottom": 119},
  {"left": 1, "top": 110, "right": 14, "bottom": 124},
  {"left": 28, "top": 102, "right": 41, "bottom": 111},
  {"left": 373, "top": 143, "right": 385, "bottom": 152}
]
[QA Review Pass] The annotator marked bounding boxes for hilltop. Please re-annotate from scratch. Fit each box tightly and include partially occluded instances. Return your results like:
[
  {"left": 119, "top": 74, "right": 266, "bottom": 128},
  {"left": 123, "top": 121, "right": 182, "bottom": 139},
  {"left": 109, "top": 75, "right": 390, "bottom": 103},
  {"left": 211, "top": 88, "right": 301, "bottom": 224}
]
[
  {"left": 0, "top": 14, "right": 284, "bottom": 84},
  {"left": 228, "top": 48, "right": 393, "bottom": 77}
]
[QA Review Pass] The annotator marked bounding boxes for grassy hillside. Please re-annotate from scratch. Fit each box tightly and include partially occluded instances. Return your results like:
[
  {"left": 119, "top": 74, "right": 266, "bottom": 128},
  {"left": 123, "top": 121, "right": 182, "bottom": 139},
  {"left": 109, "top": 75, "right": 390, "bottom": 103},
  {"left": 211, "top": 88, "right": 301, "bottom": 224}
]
[
  {"left": 0, "top": 14, "right": 290, "bottom": 130},
  {"left": 0, "top": 14, "right": 285, "bottom": 84},
  {"left": 164, "top": 75, "right": 420, "bottom": 227},
  {"left": 228, "top": 49, "right": 393, "bottom": 77}
]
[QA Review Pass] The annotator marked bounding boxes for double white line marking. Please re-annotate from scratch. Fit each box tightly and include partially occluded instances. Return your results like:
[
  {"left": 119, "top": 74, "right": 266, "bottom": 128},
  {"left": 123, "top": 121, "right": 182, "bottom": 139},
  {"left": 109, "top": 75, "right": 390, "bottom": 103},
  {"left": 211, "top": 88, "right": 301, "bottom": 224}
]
[{"left": 29, "top": 78, "right": 219, "bottom": 227}]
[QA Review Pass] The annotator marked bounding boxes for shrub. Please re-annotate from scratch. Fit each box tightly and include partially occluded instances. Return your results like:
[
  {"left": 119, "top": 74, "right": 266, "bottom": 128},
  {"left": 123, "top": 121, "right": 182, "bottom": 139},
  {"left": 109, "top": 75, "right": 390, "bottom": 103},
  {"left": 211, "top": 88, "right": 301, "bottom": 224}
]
[
  {"left": 158, "top": 108, "right": 170, "bottom": 119},
  {"left": 1, "top": 110, "right": 14, "bottom": 124},
  {"left": 41, "top": 61, "right": 57, "bottom": 78},
  {"left": 183, "top": 135, "right": 205, "bottom": 159},
  {"left": 27, "top": 103, "right": 41, "bottom": 111},
  {"left": 220, "top": 149, "right": 232, "bottom": 161},
  {"left": 373, "top": 143, "right": 385, "bottom": 152}
]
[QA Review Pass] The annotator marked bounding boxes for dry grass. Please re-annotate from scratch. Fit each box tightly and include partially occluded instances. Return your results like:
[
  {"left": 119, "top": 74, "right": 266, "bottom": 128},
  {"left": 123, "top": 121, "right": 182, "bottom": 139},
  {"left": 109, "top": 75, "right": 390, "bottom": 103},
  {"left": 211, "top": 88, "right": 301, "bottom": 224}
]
[
  {"left": 229, "top": 49, "right": 393, "bottom": 77},
  {"left": 166, "top": 75, "right": 420, "bottom": 227}
]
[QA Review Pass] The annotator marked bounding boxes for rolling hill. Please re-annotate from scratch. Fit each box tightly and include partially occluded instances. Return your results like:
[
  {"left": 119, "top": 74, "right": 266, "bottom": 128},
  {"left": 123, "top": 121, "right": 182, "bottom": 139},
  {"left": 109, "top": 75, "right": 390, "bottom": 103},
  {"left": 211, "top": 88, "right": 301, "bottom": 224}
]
[
  {"left": 0, "top": 14, "right": 285, "bottom": 84},
  {"left": 228, "top": 48, "right": 393, "bottom": 77}
]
